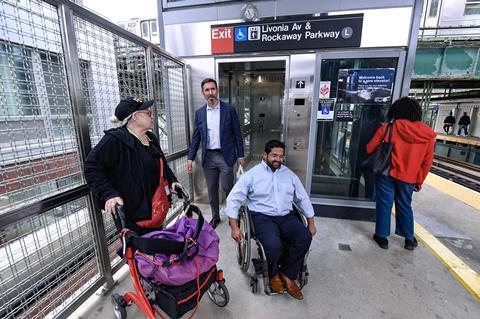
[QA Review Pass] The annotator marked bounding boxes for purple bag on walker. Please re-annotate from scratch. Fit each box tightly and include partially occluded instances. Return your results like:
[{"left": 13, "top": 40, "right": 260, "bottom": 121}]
[{"left": 135, "top": 216, "right": 219, "bottom": 286}]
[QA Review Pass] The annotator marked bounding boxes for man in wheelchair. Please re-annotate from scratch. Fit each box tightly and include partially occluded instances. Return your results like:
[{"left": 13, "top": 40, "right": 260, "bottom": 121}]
[{"left": 225, "top": 140, "right": 317, "bottom": 300}]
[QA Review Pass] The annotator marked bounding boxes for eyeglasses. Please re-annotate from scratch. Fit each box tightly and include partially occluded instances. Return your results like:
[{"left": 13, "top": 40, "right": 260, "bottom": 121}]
[{"left": 136, "top": 109, "right": 152, "bottom": 117}]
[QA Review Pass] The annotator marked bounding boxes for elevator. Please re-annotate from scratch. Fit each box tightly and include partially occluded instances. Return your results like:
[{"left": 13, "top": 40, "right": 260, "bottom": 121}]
[
  {"left": 167, "top": 2, "right": 422, "bottom": 220},
  {"left": 218, "top": 59, "right": 287, "bottom": 167}
]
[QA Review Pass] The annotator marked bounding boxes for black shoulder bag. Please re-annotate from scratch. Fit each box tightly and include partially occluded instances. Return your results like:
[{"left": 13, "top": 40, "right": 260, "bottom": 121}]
[{"left": 360, "top": 122, "right": 394, "bottom": 177}]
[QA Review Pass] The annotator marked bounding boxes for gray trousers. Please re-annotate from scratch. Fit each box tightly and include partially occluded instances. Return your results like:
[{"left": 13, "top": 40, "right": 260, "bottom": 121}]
[{"left": 203, "top": 150, "right": 234, "bottom": 220}]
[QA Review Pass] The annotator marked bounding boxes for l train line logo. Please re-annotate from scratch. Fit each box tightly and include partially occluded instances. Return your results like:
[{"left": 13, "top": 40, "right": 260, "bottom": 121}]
[{"left": 211, "top": 27, "right": 234, "bottom": 54}]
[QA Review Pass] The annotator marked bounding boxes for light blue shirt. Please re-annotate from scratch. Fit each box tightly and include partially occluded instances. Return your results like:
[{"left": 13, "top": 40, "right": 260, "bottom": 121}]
[
  {"left": 225, "top": 161, "right": 315, "bottom": 219},
  {"left": 206, "top": 102, "right": 220, "bottom": 149}
]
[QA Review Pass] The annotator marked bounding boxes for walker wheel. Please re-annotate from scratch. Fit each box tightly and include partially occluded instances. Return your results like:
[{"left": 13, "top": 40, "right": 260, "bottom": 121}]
[
  {"left": 112, "top": 294, "right": 127, "bottom": 319},
  {"left": 207, "top": 280, "right": 230, "bottom": 307}
]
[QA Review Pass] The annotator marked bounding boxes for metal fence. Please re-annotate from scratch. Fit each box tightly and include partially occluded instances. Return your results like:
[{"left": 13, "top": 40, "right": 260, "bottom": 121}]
[
  {"left": 435, "top": 142, "right": 480, "bottom": 166},
  {"left": 0, "top": 0, "right": 191, "bottom": 318}
]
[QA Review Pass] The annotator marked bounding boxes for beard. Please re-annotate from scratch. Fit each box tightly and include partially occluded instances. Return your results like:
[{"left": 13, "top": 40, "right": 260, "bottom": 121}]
[
  {"left": 266, "top": 159, "right": 281, "bottom": 171},
  {"left": 207, "top": 96, "right": 217, "bottom": 104}
]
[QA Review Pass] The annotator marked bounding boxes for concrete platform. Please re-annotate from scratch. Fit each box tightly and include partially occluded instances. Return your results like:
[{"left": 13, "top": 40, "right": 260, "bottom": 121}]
[
  {"left": 436, "top": 134, "right": 480, "bottom": 147},
  {"left": 70, "top": 200, "right": 480, "bottom": 319},
  {"left": 414, "top": 183, "right": 480, "bottom": 274}
]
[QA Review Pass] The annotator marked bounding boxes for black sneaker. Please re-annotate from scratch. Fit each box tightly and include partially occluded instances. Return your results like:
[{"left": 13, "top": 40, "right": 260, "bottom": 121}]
[
  {"left": 209, "top": 218, "right": 221, "bottom": 229},
  {"left": 373, "top": 234, "right": 388, "bottom": 249},
  {"left": 404, "top": 237, "right": 418, "bottom": 250}
]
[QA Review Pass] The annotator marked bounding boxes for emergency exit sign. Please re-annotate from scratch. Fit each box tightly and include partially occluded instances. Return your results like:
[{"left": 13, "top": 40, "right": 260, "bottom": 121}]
[{"left": 211, "top": 14, "right": 363, "bottom": 54}]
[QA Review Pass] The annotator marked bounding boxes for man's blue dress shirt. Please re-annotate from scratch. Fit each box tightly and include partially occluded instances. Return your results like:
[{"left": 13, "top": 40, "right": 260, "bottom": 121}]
[
  {"left": 225, "top": 161, "right": 315, "bottom": 219},
  {"left": 206, "top": 102, "right": 221, "bottom": 149}
]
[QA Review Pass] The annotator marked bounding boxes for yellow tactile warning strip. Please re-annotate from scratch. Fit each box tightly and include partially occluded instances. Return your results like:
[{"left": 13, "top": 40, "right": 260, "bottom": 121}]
[
  {"left": 424, "top": 173, "right": 480, "bottom": 211},
  {"left": 392, "top": 173, "right": 480, "bottom": 301},
  {"left": 414, "top": 221, "right": 480, "bottom": 302}
]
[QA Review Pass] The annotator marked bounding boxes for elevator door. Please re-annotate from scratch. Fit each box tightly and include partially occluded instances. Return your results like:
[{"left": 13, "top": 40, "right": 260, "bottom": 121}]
[
  {"left": 218, "top": 61, "right": 286, "bottom": 166},
  {"left": 308, "top": 50, "right": 405, "bottom": 208},
  {"left": 249, "top": 75, "right": 284, "bottom": 160}
]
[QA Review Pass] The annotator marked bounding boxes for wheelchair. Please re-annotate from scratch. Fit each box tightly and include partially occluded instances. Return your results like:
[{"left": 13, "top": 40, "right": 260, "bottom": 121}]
[{"left": 235, "top": 205, "right": 309, "bottom": 294}]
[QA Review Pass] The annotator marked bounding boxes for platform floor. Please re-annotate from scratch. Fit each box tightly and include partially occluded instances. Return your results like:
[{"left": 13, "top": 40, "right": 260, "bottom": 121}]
[
  {"left": 436, "top": 133, "right": 480, "bottom": 147},
  {"left": 69, "top": 176, "right": 480, "bottom": 319},
  {"left": 414, "top": 184, "right": 480, "bottom": 275}
]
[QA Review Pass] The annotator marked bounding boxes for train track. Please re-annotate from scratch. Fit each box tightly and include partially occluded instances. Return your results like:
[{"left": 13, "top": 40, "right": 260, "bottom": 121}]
[{"left": 431, "top": 155, "right": 480, "bottom": 192}]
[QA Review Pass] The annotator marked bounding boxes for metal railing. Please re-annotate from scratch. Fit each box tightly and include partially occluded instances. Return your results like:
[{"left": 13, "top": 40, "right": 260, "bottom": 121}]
[
  {"left": 418, "top": 25, "right": 480, "bottom": 41},
  {"left": 435, "top": 141, "right": 480, "bottom": 166},
  {"left": 0, "top": 0, "right": 192, "bottom": 318}
]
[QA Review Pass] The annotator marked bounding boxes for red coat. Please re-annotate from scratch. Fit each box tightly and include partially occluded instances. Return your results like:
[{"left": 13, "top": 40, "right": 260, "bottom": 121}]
[{"left": 366, "top": 119, "right": 436, "bottom": 185}]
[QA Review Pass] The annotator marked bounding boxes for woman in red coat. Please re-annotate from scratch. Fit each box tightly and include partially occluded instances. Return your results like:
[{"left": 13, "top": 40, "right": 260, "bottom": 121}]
[{"left": 366, "top": 97, "right": 436, "bottom": 250}]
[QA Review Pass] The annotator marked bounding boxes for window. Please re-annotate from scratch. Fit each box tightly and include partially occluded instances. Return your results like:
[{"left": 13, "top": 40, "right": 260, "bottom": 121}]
[
  {"left": 0, "top": 42, "right": 77, "bottom": 146},
  {"left": 140, "top": 21, "right": 149, "bottom": 37},
  {"left": 465, "top": 0, "right": 480, "bottom": 15},
  {"left": 51, "top": 119, "right": 73, "bottom": 138},
  {"left": 39, "top": 52, "right": 69, "bottom": 115},
  {"left": 0, "top": 42, "right": 40, "bottom": 116},
  {"left": 150, "top": 20, "right": 158, "bottom": 34},
  {"left": 428, "top": 0, "right": 440, "bottom": 17}
]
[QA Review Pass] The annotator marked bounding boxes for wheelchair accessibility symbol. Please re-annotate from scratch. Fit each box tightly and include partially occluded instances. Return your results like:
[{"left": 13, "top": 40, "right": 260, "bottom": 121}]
[
  {"left": 235, "top": 27, "right": 248, "bottom": 42},
  {"left": 321, "top": 106, "right": 330, "bottom": 115}
]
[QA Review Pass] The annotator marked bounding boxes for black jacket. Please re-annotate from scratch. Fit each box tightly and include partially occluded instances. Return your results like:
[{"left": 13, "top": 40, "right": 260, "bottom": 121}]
[
  {"left": 444, "top": 115, "right": 455, "bottom": 125},
  {"left": 84, "top": 127, "right": 177, "bottom": 229},
  {"left": 459, "top": 115, "right": 471, "bottom": 126}
]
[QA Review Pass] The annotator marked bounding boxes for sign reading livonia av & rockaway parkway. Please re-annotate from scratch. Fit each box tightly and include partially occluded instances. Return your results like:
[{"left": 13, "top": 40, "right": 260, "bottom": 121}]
[{"left": 211, "top": 14, "right": 363, "bottom": 54}]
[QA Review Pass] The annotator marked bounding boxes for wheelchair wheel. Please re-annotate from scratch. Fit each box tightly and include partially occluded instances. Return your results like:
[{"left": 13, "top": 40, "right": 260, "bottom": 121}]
[
  {"left": 207, "top": 280, "right": 230, "bottom": 307},
  {"left": 298, "top": 270, "right": 309, "bottom": 289},
  {"left": 112, "top": 293, "right": 127, "bottom": 319},
  {"left": 250, "top": 277, "right": 259, "bottom": 294},
  {"left": 235, "top": 207, "right": 251, "bottom": 272},
  {"left": 299, "top": 254, "right": 309, "bottom": 289}
]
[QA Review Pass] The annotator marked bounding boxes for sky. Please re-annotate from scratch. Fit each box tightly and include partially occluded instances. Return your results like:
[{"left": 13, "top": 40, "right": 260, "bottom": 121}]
[{"left": 82, "top": 0, "right": 158, "bottom": 22}]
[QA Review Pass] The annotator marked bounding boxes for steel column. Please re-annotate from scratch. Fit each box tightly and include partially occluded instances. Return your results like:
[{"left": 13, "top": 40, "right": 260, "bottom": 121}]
[
  {"left": 57, "top": 3, "right": 115, "bottom": 290},
  {"left": 162, "top": 58, "right": 175, "bottom": 154},
  {"left": 182, "top": 64, "right": 194, "bottom": 199},
  {"left": 146, "top": 46, "right": 161, "bottom": 138},
  {"left": 401, "top": 0, "right": 425, "bottom": 96}
]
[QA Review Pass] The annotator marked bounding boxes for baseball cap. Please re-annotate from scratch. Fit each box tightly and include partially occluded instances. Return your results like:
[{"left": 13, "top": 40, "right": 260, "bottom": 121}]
[{"left": 110, "top": 97, "right": 154, "bottom": 123}]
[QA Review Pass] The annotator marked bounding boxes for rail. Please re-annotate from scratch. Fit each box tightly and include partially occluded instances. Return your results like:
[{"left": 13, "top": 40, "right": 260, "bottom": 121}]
[
  {"left": 434, "top": 141, "right": 480, "bottom": 166},
  {"left": 431, "top": 155, "right": 480, "bottom": 192}
]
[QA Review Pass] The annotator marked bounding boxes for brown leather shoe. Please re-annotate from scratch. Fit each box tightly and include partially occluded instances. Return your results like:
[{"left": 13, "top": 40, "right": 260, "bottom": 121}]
[
  {"left": 280, "top": 273, "right": 303, "bottom": 300},
  {"left": 269, "top": 273, "right": 285, "bottom": 294}
]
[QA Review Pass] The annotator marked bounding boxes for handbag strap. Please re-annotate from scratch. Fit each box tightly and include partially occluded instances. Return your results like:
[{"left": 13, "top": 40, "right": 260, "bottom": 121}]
[
  {"left": 382, "top": 122, "right": 394, "bottom": 143},
  {"left": 158, "top": 157, "right": 166, "bottom": 182}
]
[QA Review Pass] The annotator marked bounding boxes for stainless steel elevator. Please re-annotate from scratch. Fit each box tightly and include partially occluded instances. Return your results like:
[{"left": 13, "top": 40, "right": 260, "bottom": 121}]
[{"left": 218, "top": 60, "right": 286, "bottom": 167}]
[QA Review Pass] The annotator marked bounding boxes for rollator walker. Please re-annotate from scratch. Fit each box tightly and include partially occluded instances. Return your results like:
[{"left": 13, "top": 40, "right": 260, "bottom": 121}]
[{"left": 110, "top": 188, "right": 229, "bottom": 319}]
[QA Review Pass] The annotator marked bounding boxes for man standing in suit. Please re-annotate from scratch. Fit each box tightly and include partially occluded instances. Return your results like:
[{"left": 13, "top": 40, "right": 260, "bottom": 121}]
[{"left": 187, "top": 78, "right": 245, "bottom": 228}]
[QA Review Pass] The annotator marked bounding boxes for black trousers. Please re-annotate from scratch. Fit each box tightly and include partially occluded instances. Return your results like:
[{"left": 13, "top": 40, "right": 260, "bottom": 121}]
[{"left": 252, "top": 211, "right": 312, "bottom": 280}]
